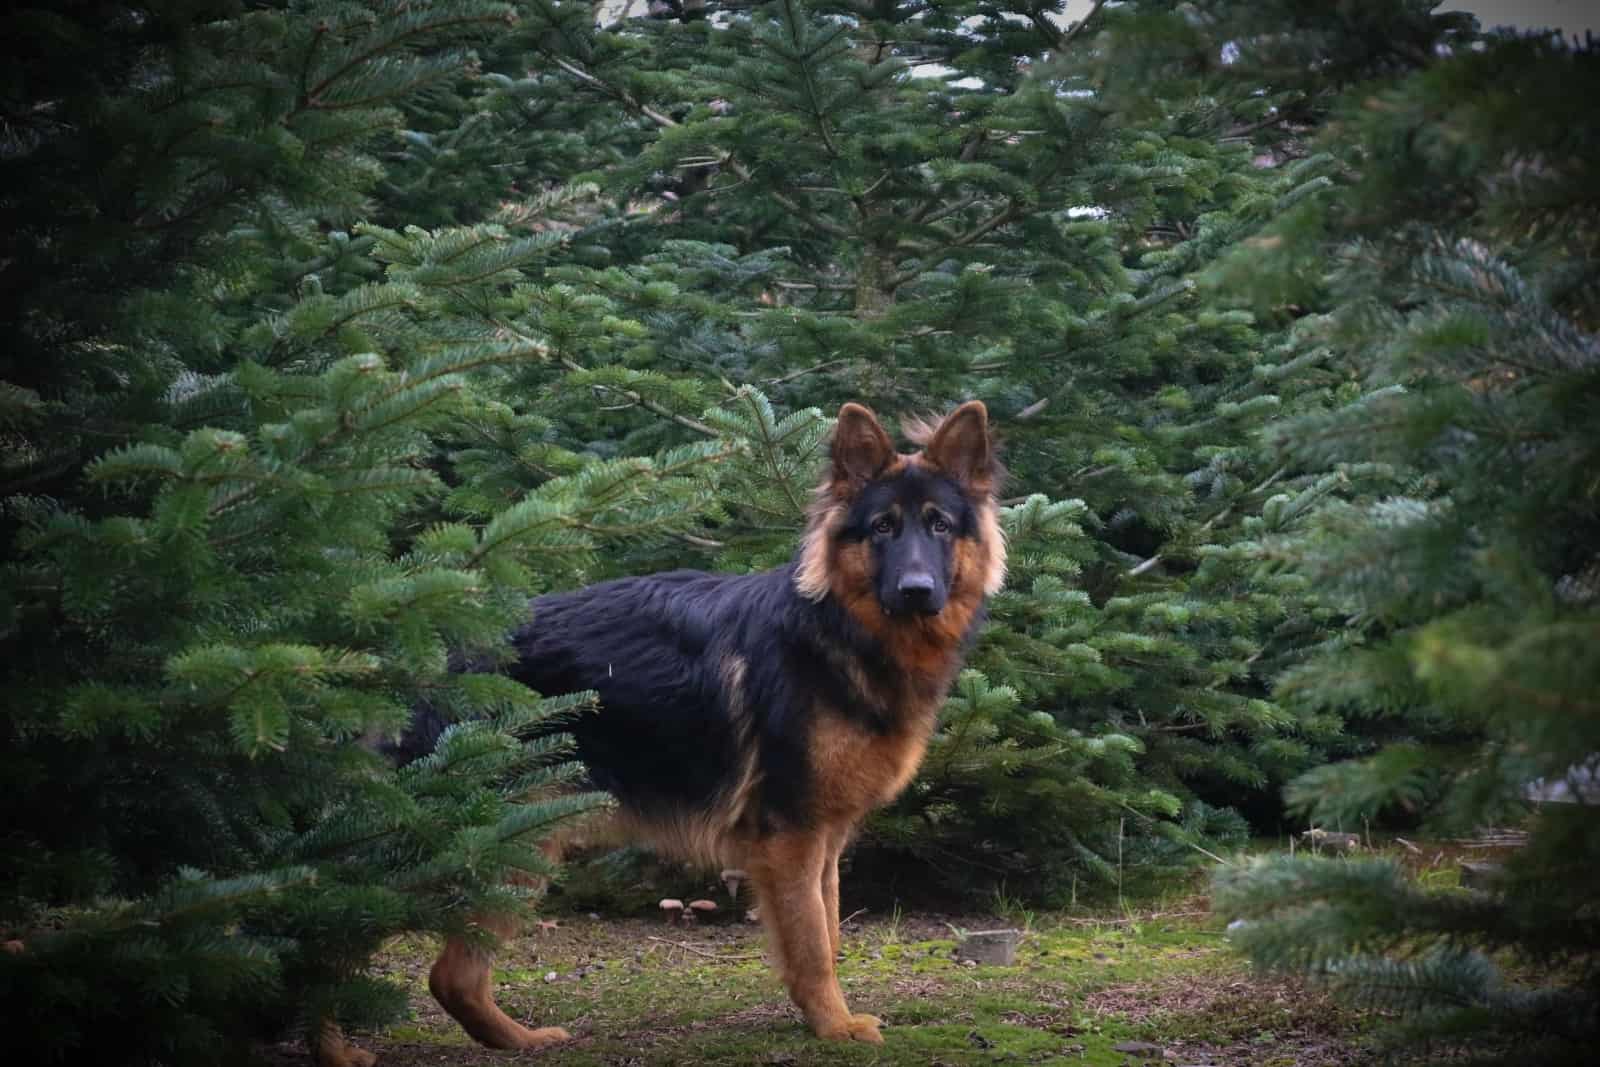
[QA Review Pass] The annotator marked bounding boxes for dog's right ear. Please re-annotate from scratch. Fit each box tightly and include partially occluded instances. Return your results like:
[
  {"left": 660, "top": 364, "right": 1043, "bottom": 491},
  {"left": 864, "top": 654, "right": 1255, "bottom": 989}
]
[{"left": 831, "top": 403, "right": 895, "bottom": 487}]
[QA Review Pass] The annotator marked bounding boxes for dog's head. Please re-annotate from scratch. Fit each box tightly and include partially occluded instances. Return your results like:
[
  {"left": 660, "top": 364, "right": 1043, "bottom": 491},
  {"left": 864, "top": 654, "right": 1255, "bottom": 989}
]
[{"left": 795, "top": 401, "right": 1005, "bottom": 617}]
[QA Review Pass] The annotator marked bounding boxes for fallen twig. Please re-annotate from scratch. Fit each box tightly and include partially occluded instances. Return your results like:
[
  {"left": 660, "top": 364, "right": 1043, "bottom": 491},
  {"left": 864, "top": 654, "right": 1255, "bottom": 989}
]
[
  {"left": 646, "top": 936, "right": 762, "bottom": 961},
  {"left": 1059, "top": 909, "right": 1208, "bottom": 927}
]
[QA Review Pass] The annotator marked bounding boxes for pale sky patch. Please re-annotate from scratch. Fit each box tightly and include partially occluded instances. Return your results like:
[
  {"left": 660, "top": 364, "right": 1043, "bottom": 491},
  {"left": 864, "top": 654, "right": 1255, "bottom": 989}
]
[{"left": 1447, "top": 1, "right": 1599, "bottom": 35}]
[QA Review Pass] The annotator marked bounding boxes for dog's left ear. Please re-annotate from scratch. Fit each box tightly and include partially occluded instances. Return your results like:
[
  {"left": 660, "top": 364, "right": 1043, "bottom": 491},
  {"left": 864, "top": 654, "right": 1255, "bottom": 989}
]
[{"left": 924, "top": 400, "right": 995, "bottom": 490}]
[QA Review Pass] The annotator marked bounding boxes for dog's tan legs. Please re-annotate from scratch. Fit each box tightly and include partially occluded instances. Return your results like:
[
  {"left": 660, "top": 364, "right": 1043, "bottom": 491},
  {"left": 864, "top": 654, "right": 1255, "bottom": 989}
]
[
  {"left": 428, "top": 911, "right": 571, "bottom": 1050},
  {"left": 310, "top": 1019, "right": 376, "bottom": 1067},
  {"left": 822, "top": 823, "right": 855, "bottom": 960},
  {"left": 822, "top": 846, "right": 842, "bottom": 959},
  {"left": 751, "top": 831, "right": 882, "bottom": 1044},
  {"left": 428, "top": 844, "right": 570, "bottom": 1051}
]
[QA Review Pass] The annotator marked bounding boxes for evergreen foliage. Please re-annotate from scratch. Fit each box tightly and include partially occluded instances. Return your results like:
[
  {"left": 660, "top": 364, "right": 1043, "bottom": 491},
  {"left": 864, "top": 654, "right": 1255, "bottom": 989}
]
[
  {"left": 1210, "top": 30, "right": 1600, "bottom": 1063},
  {"left": 0, "top": 1, "right": 717, "bottom": 1059},
  {"left": 7, "top": 0, "right": 1596, "bottom": 1059},
  {"left": 503, "top": 0, "right": 1341, "bottom": 892}
]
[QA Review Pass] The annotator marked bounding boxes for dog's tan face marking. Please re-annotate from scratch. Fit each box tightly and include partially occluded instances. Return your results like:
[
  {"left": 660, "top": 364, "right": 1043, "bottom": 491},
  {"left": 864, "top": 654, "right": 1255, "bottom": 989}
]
[{"left": 795, "top": 401, "right": 1005, "bottom": 618}]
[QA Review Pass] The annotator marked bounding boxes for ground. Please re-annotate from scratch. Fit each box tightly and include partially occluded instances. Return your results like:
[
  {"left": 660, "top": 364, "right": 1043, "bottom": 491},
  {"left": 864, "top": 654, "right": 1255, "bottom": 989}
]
[{"left": 273, "top": 889, "right": 1383, "bottom": 1067}]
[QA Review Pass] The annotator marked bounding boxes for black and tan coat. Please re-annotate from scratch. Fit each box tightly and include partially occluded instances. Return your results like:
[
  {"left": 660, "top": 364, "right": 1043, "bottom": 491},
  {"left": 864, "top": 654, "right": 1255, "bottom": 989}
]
[{"left": 318, "top": 402, "right": 1005, "bottom": 1065}]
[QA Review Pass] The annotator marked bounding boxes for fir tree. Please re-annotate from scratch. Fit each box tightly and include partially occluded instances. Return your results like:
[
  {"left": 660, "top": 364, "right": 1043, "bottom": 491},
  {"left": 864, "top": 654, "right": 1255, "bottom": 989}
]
[
  {"left": 0, "top": 3, "right": 723, "bottom": 1060},
  {"left": 18, "top": 6, "right": 1592, "bottom": 1062},
  {"left": 500, "top": 0, "right": 1350, "bottom": 895},
  {"left": 1211, "top": 31, "right": 1600, "bottom": 1062}
]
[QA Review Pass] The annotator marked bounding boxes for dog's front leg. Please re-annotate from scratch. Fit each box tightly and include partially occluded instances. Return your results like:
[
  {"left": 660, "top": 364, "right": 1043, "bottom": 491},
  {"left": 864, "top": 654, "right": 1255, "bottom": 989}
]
[{"left": 750, "top": 830, "right": 882, "bottom": 1043}]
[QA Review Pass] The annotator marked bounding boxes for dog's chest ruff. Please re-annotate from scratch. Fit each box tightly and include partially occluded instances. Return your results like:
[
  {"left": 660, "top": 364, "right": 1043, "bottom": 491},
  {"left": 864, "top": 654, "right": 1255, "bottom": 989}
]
[{"left": 808, "top": 704, "right": 937, "bottom": 819}]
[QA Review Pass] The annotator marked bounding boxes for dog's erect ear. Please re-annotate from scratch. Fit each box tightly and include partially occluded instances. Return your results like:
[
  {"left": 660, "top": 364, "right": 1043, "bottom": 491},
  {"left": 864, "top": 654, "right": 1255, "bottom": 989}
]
[
  {"left": 924, "top": 400, "right": 994, "bottom": 489},
  {"left": 831, "top": 403, "right": 895, "bottom": 485}
]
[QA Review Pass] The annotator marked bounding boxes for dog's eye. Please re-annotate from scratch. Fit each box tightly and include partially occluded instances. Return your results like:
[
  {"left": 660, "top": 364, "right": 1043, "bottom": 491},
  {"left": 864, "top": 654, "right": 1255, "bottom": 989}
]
[
  {"left": 929, "top": 515, "right": 950, "bottom": 534},
  {"left": 871, "top": 516, "right": 895, "bottom": 535}
]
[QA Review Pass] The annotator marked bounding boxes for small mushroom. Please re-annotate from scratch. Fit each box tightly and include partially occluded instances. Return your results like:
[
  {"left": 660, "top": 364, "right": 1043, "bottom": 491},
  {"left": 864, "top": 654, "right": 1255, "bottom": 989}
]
[
  {"left": 720, "top": 868, "right": 746, "bottom": 898},
  {"left": 744, "top": 906, "right": 761, "bottom": 924},
  {"left": 688, "top": 899, "right": 718, "bottom": 919},
  {"left": 658, "top": 898, "right": 685, "bottom": 922}
]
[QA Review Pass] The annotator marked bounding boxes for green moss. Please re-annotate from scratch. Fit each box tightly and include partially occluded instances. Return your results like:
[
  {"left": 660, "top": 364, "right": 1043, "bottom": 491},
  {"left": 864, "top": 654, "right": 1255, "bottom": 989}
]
[
  {"left": 377, "top": 1025, "right": 475, "bottom": 1046},
  {"left": 353, "top": 904, "right": 1372, "bottom": 1066}
]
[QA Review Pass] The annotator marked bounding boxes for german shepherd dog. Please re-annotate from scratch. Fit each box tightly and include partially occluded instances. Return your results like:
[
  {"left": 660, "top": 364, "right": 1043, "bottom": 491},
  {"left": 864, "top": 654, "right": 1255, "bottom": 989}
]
[{"left": 320, "top": 401, "right": 1004, "bottom": 1064}]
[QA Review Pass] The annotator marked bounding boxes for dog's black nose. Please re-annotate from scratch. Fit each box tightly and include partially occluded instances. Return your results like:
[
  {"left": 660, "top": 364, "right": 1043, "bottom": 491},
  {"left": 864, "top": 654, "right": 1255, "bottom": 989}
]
[{"left": 898, "top": 572, "right": 936, "bottom": 606}]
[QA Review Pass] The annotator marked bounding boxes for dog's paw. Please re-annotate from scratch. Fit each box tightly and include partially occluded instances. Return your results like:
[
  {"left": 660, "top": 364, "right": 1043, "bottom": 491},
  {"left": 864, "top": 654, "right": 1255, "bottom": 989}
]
[
  {"left": 514, "top": 1025, "right": 572, "bottom": 1049},
  {"left": 818, "top": 1012, "right": 884, "bottom": 1044},
  {"left": 315, "top": 1042, "right": 376, "bottom": 1067}
]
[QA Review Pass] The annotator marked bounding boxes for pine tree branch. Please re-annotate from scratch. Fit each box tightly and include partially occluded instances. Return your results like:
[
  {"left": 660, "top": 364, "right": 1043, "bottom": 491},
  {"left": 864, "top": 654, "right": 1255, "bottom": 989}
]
[
  {"left": 903, "top": 142, "right": 989, "bottom": 228},
  {"left": 300, "top": 13, "right": 505, "bottom": 107},
  {"left": 960, "top": 130, "right": 988, "bottom": 163},
  {"left": 133, "top": 185, "right": 238, "bottom": 232},
  {"left": 547, "top": 54, "right": 681, "bottom": 130},
  {"left": 537, "top": 50, "right": 853, "bottom": 240},
  {"left": 1000, "top": 0, "right": 1106, "bottom": 53},
  {"left": 919, "top": 194, "right": 986, "bottom": 227},
  {"left": 1124, "top": 465, "right": 1288, "bottom": 578},
  {"left": 747, "top": 182, "right": 852, "bottom": 239},
  {"left": 1061, "top": 0, "right": 1107, "bottom": 49},
  {"left": 1225, "top": 110, "right": 1292, "bottom": 140},
  {"left": 885, "top": 202, "right": 1018, "bottom": 289},
  {"left": 675, "top": 532, "right": 726, "bottom": 549},
  {"left": 779, "top": 0, "right": 841, "bottom": 159},
  {"left": 951, "top": 203, "right": 1018, "bottom": 248},
  {"left": 860, "top": 170, "right": 892, "bottom": 198},
  {"left": 297, "top": 21, "right": 328, "bottom": 105},
  {"left": 1125, "top": 553, "right": 1165, "bottom": 579},
  {"left": 762, "top": 359, "right": 849, "bottom": 385},
  {"left": 1028, "top": 12, "right": 1063, "bottom": 49},
  {"left": 739, "top": 389, "right": 807, "bottom": 517},
  {"left": 556, "top": 356, "right": 717, "bottom": 437},
  {"left": 773, "top": 280, "right": 857, "bottom": 292},
  {"left": 493, "top": 319, "right": 719, "bottom": 437}
]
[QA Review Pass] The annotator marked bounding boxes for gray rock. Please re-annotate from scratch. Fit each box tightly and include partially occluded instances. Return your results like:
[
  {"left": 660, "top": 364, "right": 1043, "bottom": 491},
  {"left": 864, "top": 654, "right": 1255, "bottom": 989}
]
[{"left": 957, "top": 928, "right": 1022, "bottom": 966}]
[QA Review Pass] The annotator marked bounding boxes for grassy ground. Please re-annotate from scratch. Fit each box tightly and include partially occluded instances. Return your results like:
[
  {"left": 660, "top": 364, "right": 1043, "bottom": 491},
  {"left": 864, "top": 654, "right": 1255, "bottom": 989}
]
[{"left": 278, "top": 887, "right": 1383, "bottom": 1067}]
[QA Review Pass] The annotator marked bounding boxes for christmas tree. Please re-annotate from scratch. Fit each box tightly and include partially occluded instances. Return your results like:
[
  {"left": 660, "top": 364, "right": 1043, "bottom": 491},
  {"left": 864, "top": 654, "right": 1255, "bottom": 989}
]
[
  {"left": 1210, "top": 27, "right": 1600, "bottom": 1062},
  {"left": 0, "top": 2, "right": 720, "bottom": 1060},
  {"left": 495, "top": 0, "right": 1357, "bottom": 895},
  {"left": 12, "top": 3, "right": 1592, "bottom": 1060}
]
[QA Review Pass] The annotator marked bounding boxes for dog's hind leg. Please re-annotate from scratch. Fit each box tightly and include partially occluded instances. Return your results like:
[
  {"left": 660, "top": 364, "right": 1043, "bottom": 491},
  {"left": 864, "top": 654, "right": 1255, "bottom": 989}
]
[
  {"left": 428, "top": 851, "right": 571, "bottom": 1051},
  {"left": 310, "top": 1019, "right": 376, "bottom": 1067},
  {"left": 822, "top": 847, "right": 842, "bottom": 959},
  {"left": 821, "top": 824, "right": 853, "bottom": 959},
  {"left": 750, "top": 829, "right": 882, "bottom": 1044},
  {"left": 428, "top": 911, "right": 571, "bottom": 1050}
]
